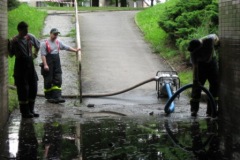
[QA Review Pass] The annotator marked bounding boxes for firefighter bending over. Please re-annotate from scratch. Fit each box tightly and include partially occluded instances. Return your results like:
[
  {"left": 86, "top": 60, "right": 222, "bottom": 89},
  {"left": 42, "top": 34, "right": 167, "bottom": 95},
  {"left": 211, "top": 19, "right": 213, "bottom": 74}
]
[
  {"left": 188, "top": 34, "right": 220, "bottom": 117},
  {"left": 40, "top": 28, "right": 80, "bottom": 103}
]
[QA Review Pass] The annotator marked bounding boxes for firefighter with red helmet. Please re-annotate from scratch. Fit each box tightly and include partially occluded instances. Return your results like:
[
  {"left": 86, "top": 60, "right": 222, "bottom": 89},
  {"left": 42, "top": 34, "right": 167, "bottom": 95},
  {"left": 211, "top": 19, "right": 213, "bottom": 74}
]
[
  {"left": 8, "top": 21, "right": 40, "bottom": 118},
  {"left": 40, "top": 28, "right": 80, "bottom": 103}
]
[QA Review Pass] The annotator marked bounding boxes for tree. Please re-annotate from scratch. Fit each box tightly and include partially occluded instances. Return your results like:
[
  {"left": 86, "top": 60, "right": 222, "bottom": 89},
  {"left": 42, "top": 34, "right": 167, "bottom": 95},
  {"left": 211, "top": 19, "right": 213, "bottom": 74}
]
[{"left": 8, "top": 0, "right": 20, "bottom": 11}]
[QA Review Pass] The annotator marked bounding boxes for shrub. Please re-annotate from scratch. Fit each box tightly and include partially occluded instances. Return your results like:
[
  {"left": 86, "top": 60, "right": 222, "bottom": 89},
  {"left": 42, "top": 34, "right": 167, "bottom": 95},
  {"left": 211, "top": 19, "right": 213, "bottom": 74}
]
[
  {"left": 158, "top": 0, "right": 218, "bottom": 59},
  {"left": 8, "top": 0, "right": 20, "bottom": 11}
]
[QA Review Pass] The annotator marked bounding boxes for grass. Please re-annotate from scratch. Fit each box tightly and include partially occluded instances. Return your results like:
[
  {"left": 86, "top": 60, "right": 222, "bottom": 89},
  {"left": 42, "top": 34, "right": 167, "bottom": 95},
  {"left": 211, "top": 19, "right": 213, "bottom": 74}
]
[
  {"left": 8, "top": 4, "right": 47, "bottom": 111},
  {"left": 135, "top": 0, "right": 179, "bottom": 58},
  {"left": 135, "top": 0, "right": 194, "bottom": 86}
]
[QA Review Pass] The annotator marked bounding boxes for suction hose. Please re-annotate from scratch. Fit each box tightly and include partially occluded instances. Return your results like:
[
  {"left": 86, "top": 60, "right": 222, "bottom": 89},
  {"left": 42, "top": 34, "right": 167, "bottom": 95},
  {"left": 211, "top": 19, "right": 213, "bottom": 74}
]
[
  {"left": 165, "top": 83, "right": 175, "bottom": 113},
  {"left": 82, "top": 77, "right": 159, "bottom": 98},
  {"left": 164, "top": 84, "right": 217, "bottom": 118},
  {"left": 9, "top": 77, "right": 159, "bottom": 98}
]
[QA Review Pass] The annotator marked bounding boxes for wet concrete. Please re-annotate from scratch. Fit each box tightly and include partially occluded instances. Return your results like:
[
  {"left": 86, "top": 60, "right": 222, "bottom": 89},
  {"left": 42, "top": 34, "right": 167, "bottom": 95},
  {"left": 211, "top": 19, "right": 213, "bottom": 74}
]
[{"left": 0, "top": 11, "right": 232, "bottom": 160}]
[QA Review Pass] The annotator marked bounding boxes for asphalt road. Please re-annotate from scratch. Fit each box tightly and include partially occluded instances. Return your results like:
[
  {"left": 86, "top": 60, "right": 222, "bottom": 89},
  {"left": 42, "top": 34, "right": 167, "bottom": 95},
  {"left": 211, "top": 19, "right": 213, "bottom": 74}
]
[{"left": 80, "top": 11, "right": 173, "bottom": 106}]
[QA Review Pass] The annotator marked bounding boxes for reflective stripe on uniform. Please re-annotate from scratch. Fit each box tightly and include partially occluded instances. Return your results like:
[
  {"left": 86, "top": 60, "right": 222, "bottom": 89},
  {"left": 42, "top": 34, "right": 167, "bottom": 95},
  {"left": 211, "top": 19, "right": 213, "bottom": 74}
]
[
  {"left": 45, "top": 39, "right": 60, "bottom": 54},
  {"left": 44, "top": 86, "right": 62, "bottom": 92}
]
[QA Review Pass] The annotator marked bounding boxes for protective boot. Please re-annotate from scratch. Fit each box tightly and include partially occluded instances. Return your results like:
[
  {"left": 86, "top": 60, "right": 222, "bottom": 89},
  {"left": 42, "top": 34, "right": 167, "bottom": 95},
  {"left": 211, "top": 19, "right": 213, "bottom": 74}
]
[
  {"left": 29, "top": 101, "right": 39, "bottom": 117},
  {"left": 48, "top": 90, "right": 65, "bottom": 103},
  {"left": 56, "top": 90, "right": 65, "bottom": 103},
  {"left": 190, "top": 100, "right": 199, "bottom": 117},
  {"left": 19, "top": 104, "right": 34, "bottom": 118},
  {"left": 206, "top": 100, "right": 218, "bottom": 117},
  {"left": 44, "top": 91, "right": 52, "bottom": 100}
]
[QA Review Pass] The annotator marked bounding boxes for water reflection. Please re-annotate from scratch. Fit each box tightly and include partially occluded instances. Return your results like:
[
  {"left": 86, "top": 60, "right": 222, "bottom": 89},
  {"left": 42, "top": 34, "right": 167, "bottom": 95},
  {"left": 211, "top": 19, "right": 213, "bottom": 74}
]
[
  {"left": 2, "top": 115, "right": 240, "bottom": 160},
  {"left": 16, "top": 119, "right": 38, "bottom": 160},
  {"left": 42, "top": 115, "right": 63, "bottom": 160}
]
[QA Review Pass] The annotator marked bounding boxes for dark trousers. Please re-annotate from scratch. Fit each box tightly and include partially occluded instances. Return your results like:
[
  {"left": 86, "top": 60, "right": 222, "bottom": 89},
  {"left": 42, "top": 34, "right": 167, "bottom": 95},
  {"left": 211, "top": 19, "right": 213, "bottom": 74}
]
[
  {"left": 191, "top": 58, "right": 219, "bottom": 100},
  {"left": 14, "top": 58, "right": 38, "bottom": 104},
  {"left": 42, "top": 54, "right": 62, "bottom": 90}
]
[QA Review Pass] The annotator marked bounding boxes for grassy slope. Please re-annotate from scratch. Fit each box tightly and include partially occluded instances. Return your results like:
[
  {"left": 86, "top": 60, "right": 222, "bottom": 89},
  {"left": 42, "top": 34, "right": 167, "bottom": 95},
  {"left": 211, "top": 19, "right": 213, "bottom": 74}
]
[
  {"left": 8, "top": 4, "right": 47, "bottom": 111},
  {"left": 135, "top": 0, "right": 192, "bottom": 86}
]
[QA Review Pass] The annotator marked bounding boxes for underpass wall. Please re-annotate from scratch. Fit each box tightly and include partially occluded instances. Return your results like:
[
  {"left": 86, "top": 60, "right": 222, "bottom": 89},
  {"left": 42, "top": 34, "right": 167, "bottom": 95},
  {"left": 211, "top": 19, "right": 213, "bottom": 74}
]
[
  {"left": 219, "top": 0, "right": 240, "bottom": 122},
  {"left": 0, "top": 0, "right": 9, "bottom": 128},
  {"left": 219, "top": 0, "right": 240, "bottom": 158}
]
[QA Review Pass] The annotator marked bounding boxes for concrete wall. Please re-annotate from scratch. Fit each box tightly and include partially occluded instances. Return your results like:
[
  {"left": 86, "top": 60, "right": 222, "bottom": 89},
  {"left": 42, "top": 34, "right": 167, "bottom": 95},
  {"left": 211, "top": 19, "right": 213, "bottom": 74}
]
[
  {"left": 219, "top": 0, "right": 240, "bottom": 122},
  {"left": 0, "top": 0, "right": 9, "bottom": 128},
  {"left": 219, "top": 1, "right": 240, "bottom": 158}
]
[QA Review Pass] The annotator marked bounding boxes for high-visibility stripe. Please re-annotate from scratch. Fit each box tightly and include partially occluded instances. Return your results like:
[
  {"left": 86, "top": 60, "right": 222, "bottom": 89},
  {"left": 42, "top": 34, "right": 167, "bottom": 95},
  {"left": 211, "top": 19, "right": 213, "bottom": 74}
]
[
  {"left": 44, "top": 86, "right": 62, "bottom": 92},
  {"left": 45, "top": 39, "right": 60, "bottom": 54}
]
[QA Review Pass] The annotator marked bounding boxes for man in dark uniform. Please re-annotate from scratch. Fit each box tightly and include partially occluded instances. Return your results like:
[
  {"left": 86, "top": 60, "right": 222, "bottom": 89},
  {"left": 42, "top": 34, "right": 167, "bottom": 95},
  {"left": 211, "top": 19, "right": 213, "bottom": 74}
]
[
  {"left": 40, "top": 28, "right": 80, "bottom": 103},
  {"left": 188, "top": 34, "right": 220, "bottom": 117},
  {"left": 8, "top": 21, "right": 40, "bottom": 118}
]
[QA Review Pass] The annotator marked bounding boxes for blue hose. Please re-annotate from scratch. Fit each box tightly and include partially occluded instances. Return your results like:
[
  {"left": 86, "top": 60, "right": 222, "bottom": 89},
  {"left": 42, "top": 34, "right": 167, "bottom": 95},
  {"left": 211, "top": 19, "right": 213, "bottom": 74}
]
[
  {"left": 164, "top": 84, "right": 217, "bottom": 118},
  {"left": 165, "top": 83, "right": 175, "bottom": 113}
]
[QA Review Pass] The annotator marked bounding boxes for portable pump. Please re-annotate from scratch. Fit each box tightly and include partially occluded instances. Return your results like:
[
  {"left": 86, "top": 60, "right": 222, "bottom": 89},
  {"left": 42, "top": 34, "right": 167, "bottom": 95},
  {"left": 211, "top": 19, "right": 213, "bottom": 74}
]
[{"left": 155, "top": 71, "right": 180, "bottom": 113}]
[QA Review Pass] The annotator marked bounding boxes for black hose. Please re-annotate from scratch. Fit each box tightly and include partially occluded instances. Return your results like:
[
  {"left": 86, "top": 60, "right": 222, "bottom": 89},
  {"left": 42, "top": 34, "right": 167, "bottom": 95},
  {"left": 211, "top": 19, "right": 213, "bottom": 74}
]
[
  {"left": 82, "top": 77, "right": 158, "bottom": 98},
  {"left": 9, "top": 77, "right": 158, "bottom": 98},
  {"left": 164, "top": 120, "right": 215, "bottom": 153},
  {"left": 164, "top": 84, "right": 217, "bottom": 118}
]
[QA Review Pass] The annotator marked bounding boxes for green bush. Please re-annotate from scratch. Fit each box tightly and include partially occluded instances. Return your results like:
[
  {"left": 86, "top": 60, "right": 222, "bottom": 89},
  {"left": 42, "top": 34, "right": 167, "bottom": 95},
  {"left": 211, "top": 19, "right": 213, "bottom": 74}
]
[
  {"left": 158, "top": 0, "right": 218, "bottom": 59},
  {"left": 8, "top": 0, "right": 20, "bottom": 11}
]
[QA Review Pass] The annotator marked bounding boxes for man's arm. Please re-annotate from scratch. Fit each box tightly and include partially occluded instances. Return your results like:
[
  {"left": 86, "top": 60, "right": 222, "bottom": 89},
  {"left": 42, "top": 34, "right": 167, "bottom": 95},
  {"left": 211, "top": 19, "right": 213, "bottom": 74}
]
[
  {"left": 68, "top": 47, "right": 81, "bottom": 52},
  {"left": 59, "top": 40, "right": 81, "bottom": 52},
  {"left": 41, "top": 56, "right": 49, "bottom": 71},
  {"left": 30, "top": 34, "right": 40, "bottom": 58},
  {"left": 8, "top": 38, "right": 17, "bottom": 57}
]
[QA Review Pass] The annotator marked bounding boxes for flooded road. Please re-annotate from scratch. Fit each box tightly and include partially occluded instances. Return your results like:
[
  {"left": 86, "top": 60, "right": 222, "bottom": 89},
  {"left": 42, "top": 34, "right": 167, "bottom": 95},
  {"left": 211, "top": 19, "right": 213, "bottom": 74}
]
[
  {"left": 0, "top": 113, "right": 236, "bottom": 160},
  {"left": 1, "top": 10, "right": 239, "bottom": 160}
]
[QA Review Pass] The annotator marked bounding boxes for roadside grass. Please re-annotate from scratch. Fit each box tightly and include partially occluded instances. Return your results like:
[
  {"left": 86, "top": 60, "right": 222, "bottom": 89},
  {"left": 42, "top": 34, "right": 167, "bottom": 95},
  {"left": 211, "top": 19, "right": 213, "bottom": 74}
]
[
  {"left": 8, "top": 4, "right": 47, "bottom": 111},
  {"left": 135, "top": 0, "right": 195, "bottom": 87}
]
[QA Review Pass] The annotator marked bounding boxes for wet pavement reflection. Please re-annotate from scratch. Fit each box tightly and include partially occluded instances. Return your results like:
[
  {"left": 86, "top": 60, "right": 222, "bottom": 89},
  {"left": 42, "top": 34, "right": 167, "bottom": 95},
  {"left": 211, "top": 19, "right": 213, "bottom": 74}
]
[{"left": 0, "top": 114, "right": 239, "bottom": 160}]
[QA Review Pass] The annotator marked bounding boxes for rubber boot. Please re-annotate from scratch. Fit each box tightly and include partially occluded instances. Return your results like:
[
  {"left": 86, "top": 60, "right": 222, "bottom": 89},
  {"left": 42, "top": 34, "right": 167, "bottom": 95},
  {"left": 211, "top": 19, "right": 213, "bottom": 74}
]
[
  {"left": 29, "top": 101, "right": 39, "bottom": 117},
  {"left": 44, "top": 91, "right": 52, "bottom": 100},
  {"left": 206, "top": 100, "right": 218, "bottom": 117},
  {"left": 56, "top": 90, "right": 65, "bottom": 103},
  {"left": 190, "top": 100, "right": 199, "bottom": 117},
  {"left": 20, "top": 104, "right": 34, "bottom": 118},
  {"left": 48, "top": 90, "right": 65, "bottom": 103}
]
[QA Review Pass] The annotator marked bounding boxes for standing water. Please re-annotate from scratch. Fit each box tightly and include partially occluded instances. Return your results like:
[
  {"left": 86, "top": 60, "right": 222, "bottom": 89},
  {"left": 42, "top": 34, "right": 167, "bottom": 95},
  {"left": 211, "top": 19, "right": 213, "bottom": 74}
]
[{"left": 0, "top": 113, "right": 236, "bottom": 160}]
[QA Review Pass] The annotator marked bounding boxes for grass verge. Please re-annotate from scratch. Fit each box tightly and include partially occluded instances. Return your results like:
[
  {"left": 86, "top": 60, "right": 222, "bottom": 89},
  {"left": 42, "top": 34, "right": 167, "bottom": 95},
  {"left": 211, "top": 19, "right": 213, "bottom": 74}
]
[{"left": 135, "top": 0, "right": 193, "bottom": 86}]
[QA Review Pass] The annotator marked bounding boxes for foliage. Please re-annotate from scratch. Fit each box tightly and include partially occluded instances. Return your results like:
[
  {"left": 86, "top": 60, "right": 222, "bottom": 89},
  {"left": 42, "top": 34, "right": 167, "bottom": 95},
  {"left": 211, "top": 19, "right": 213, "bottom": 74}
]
[
  {"left": 135, "top": 0, "right": 179, "bottom": 59},
  {"left": 158, "top": 0, "right": 218, "bottom": 59},
  {"left": 7, "top": 0, "right": 20, "bottom": 11}
]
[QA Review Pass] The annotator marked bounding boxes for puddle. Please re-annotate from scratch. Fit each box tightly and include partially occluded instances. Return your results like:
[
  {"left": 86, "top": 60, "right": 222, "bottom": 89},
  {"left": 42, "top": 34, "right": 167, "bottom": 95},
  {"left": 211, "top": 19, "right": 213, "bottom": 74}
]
[{"left": 1, "top": 114, "right": 237, "bottom": 160}]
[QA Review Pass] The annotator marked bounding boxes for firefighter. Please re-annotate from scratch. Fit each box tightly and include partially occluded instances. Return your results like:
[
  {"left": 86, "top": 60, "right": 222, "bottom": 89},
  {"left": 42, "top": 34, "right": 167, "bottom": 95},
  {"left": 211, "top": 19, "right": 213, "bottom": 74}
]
[
  {"left": 8, "top": 21, "right": 40, "bottom": 118},
  {"left": 40, "top": 28, "right": 80, "bottom": 103},
  {"left": 188, "top": 34, "right": 220, "bottom": 117}
]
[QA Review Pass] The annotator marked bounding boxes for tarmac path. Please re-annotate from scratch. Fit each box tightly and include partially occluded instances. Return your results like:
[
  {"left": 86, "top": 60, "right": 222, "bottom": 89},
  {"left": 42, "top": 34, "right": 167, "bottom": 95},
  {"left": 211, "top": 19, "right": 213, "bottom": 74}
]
[{"left": 80, "top": 11, "right": 173, "bottom": 106}]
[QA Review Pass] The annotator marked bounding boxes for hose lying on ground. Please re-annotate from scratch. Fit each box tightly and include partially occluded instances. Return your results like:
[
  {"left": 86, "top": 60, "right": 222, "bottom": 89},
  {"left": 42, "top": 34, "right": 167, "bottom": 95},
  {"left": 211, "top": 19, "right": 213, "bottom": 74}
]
[
  {"left": 82, "top": 77, "right": 158, "bottom": 98},
  {"left": 8, "top": 77, "right": 159, "bottom": 98}
]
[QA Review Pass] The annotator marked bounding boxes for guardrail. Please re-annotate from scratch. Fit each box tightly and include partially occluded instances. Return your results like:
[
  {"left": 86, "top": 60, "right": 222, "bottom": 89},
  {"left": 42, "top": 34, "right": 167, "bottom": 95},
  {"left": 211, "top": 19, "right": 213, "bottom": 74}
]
[{"left": 74, "top": 0, "right": 82, "bottom": 102}]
